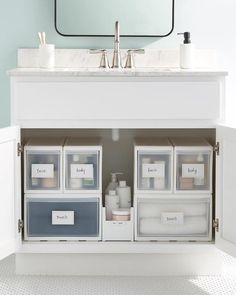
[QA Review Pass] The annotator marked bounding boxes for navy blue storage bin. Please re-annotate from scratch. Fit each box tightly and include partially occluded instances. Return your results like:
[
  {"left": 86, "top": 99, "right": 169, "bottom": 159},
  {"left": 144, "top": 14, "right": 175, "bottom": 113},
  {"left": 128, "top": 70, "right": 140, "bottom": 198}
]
[{"left": 26, "top": 197, "right": 100, "bottom": 239}]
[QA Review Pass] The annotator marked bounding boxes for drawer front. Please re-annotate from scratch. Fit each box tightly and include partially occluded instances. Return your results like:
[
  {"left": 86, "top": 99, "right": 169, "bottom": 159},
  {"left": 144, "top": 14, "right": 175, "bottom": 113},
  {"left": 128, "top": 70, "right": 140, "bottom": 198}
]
[
  {"left": 14, "top": 80, "right": 221, "bottom": 126},
  {"left": 102, "top": 208, "right": 133, "bottom": 241},
  {"left": 25, "top": 198, "right": 100, "bottom": 240},
  {"left": 25, "top": 149, "right": 62, "bottom": 192},
  {"left": 136, "top": 149, "right": 173, "bottom": 192},
  {"left": 136, "top": 198, "right": 211, "bottom": 241},
  {"left": 175, "top": 149, "right": 212, "bottom": 193},
  {"left": 64, "top": 150, "right": 100, "bottom": 191}
]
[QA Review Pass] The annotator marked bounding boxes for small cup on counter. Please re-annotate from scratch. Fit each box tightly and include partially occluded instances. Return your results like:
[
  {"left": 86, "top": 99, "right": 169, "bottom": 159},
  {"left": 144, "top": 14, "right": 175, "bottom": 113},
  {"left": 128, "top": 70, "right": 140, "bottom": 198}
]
[{"left": 39, "top": 44, "right": 55, "bottom": 69}]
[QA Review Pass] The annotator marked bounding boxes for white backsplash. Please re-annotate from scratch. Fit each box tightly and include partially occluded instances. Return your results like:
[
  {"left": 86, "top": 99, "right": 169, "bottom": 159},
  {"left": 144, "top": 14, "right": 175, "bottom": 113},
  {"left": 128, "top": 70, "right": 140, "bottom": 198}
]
[{"left": 18, "top": 48, "right": 218, "bottom": 69}]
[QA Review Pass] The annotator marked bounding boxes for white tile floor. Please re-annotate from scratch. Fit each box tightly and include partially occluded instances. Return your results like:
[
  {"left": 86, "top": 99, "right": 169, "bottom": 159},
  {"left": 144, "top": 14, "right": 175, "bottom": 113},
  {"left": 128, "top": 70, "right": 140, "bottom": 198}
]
[{"left": 0, "top": 252, "right": 236, "bottom": 295}]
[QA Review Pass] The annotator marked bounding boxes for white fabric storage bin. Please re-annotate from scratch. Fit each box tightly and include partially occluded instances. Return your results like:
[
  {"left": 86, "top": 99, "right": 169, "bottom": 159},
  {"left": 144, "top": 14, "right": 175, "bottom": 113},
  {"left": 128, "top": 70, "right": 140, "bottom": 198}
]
[
  {"left": 171, "top": 137, "right": 213, "bottom": 193},
  {"left": 24, "top": 138, "right": 64, "bottom": 193},
  {"left": 64, "top": 138, "right": 102, "bottom": 193},
  {"left": 24, "top": 195, "right": 101, "bottom": 241},
  {"left": 135, "top": 196, "right": 211, "bottom": 241},
  {"left": 134, "top": 138, "right": 173, "bottom": 193},
  {"left": 102, "top": 208, "right": 134, "bottom": 241}
]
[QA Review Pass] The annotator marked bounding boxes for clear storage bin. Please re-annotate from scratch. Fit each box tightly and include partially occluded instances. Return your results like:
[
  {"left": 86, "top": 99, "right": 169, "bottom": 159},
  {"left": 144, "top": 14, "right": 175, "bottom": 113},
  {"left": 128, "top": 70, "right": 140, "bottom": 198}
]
[
  {"left": 64, "top": 139, "right": 102, "bottom": 193},
  {"left": 134, "top": 139, "right": 173, "bottom": 193},
  {"left": 25, "top": 196, "right": 101, "bottom": 240},
  {"left": 24, "top": 138, "right": 63, "bottom": 193},
  {"left": 136, "top": 197, "right": 211, "bottom": 241},
  {"left": 171, "top": 138, "right": 213, "bottom": 193}
]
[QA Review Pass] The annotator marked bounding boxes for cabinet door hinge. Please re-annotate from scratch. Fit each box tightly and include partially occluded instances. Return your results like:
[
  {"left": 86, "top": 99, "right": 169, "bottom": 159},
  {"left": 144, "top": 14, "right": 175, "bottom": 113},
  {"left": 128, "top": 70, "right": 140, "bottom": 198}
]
[
  {"left": 18, "top": 219, "right": 24, "bottom": 233},
  {"left": 213, "top": 218, "right": 219, "bottom": 232},
  {"left": 17, "top": 143, "right": 23, "bottom": 157},
  {"left": 214, "top": 142, "right": 220, "bottom": 156}
]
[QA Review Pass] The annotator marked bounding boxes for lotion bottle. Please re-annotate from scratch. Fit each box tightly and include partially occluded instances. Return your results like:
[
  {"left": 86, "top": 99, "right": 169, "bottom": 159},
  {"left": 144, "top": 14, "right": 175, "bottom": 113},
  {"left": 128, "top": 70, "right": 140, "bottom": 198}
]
[
  {"left": 116, "top": 180, "right": 131, "bottom": 208},
  {"left": 178, "top": 32, "right": 195, "bottom": 69}
]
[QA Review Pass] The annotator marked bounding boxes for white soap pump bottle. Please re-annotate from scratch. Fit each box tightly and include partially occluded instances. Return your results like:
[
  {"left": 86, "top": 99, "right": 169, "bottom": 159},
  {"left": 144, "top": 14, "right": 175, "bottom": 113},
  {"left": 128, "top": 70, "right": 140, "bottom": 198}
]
[
  {"left": 105, "top": 172, "right": 123, "bottom": 195},
  {"left": 178, "top": 32, "right": 195, "bottom": 69}
]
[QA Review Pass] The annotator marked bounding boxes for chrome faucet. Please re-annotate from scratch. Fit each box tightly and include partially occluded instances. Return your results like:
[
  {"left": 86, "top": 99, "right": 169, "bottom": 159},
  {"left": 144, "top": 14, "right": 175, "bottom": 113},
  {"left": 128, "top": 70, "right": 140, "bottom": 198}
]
[{"left": 111, "top": 21, "right": 122, "bottom": 68}]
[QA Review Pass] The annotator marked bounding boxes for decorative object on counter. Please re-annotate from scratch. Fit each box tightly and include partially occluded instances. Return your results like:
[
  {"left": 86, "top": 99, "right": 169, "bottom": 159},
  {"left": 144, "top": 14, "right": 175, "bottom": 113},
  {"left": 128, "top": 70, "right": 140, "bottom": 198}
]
[
  {"left": 178, "top": 32, "right": 195, "bottom": 69},
  {"left": 116, "top": 180, "right": 131, "bottom": 208},
  {"left": 105, "top": 190, "right": 120, "bottom": 220},
  {"left": 105, "top": 172, "right": 123, "bottom": 195},
  {"left": 112, "top": 208, "right": 130, "bottom": 221},
  {"left": 38, "top": 32, "right": 55, "bottom": 69}
]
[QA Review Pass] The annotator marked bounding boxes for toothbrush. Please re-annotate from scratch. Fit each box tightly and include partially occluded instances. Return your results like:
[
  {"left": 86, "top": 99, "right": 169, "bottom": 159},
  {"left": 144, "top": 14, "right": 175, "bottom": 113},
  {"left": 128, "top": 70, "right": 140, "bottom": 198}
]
[
  {"left": 38, "top": 32, "right": 46, "bottom": 45},
  {"left": 38, "top": 32, "right": 43, "bottom": 45},
  {"left": 42, "top": 32, "right": 46, "bottom": 45}
]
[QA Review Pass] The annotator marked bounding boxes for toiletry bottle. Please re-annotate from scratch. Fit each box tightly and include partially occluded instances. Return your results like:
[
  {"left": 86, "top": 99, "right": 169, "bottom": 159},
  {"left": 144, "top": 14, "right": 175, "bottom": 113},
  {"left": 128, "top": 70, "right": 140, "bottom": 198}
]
[
  {"left": 194, "top": 153, "right": 205, "bottom": 186},
  {"left": 153, "top": 160, "right": 165, "bottom": 190},
  {"left": 82, "top": 154, "right": 95, "bottom": 188},
  {"left": 140, "top": 158, "right": 151, "bottom": 189},
  {"left": 178, "top": 32, "right": 195, "bottom": 69},
  {"left": 41, "top": 154, "right": 57, "bottom": 189},
  {"left": 69, "top": 154, "right": 83, "bottom": 189},
  {"left": 116, "top": 180, "right": 131, "bottom": 208},
  {"left": 105, "top": 190, "right": 120, "bottom": 220},
  {"left": 105, "top": 172, "right": 123, "bottom": 195}
]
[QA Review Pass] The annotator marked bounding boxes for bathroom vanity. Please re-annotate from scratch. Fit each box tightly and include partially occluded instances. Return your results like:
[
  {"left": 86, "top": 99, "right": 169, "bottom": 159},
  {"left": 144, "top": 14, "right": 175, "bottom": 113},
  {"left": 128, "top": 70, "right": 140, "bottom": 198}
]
[{"left": 1, "top": 56, "right": 236, "bottom": 275}]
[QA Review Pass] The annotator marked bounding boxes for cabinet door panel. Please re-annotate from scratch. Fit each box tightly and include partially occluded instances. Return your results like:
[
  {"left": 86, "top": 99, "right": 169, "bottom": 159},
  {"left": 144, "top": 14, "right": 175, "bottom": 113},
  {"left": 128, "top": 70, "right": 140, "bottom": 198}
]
[
  {"left": 216, "top": 125, "right": 236, "bottom": 257},
  {"left": 0, "top": 126, "right": 21, "bottom": 260}
]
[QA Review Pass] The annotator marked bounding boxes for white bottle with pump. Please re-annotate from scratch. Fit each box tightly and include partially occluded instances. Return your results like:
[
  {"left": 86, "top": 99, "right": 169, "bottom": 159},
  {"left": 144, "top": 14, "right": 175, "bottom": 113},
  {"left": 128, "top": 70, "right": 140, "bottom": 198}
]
[
  {"left": 116, "top": 180, "right": 131, "bottom": 208},
  {"left": 178, "top": 32, "right": 195, "bottom": 69},
  {"left": 105, "top": 190, "right": 120, "bottom": 220},
  {"left": 105, "top": 172, "right": 123, "bottom": 195}
]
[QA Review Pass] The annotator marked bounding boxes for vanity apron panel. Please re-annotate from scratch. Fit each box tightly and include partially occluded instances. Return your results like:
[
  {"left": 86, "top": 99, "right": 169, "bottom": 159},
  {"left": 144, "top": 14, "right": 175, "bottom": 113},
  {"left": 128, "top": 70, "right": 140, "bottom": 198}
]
[{"left": 13, "top": 78, "right": 221, "bottom": 123}]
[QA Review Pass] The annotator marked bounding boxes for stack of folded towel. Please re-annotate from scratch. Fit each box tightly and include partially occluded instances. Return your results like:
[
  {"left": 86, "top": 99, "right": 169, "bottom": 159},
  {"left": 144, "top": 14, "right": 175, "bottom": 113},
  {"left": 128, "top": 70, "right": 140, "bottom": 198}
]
[{"left": 138, "top": 201, "right": 208, "bottom": 236}]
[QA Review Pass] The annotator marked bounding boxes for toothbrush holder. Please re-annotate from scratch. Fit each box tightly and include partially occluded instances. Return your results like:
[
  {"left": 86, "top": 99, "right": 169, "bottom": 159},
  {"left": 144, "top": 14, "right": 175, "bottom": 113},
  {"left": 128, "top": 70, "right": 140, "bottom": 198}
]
[{"left": 39, "top": 44, "right": 55, "bottom": 69}]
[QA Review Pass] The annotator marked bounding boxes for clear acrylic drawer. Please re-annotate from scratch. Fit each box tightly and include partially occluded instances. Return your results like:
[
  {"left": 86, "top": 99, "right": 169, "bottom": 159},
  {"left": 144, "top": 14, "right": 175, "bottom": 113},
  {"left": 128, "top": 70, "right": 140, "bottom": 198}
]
[
  {"left": 136, "top": 197, "right": 211, "bottom": 241},
  {"left": 25, "top": 196, "right": 100, "bottom": 240},
  {"left": 24, "top": 148, "right": 62, "bottom": 193},
  {"left": 64, "top": 150, "right": 101, "bottom": 192},
  {"left": 64, "top": 139, "right": 102, "bottom": 193},
  {"left": 135, "top": 139, "right": 173, "bottom": 193},
  {"left": 172, "top": 138, "right": 213, "bottom": 193}
]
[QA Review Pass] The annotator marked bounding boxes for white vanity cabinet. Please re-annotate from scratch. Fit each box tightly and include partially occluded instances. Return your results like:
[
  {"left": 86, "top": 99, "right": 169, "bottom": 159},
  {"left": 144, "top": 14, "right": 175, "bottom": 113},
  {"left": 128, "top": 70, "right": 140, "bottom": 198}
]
[{"left": 2, "top": 68, "right": 236, "bottom": 275}]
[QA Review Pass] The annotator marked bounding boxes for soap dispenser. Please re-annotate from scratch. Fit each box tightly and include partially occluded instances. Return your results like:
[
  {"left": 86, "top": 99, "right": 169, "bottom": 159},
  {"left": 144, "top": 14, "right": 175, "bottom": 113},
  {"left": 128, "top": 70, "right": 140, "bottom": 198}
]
[
  {"left": 105, "top": 172, "right": 123, "bottom": 195},
  {"left": 178, "top": 32, "right": 195, "bottom": 69}
]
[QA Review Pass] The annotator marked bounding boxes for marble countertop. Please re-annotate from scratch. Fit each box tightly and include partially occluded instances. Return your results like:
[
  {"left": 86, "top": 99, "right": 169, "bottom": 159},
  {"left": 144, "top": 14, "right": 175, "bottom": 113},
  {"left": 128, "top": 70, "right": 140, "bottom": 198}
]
[{"left": 8, "top": 67, "right": 228, "bottom": 77}]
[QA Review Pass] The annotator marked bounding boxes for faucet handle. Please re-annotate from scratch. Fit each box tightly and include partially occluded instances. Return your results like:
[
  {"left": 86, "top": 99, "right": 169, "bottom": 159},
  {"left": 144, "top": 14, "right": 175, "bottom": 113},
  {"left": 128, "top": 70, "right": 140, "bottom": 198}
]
[
  {"left": 125, "top": 49, "right": 145, "bottom": 69},
  {"left": 90, "top": 49, "right": 110, "bottom": 69}
]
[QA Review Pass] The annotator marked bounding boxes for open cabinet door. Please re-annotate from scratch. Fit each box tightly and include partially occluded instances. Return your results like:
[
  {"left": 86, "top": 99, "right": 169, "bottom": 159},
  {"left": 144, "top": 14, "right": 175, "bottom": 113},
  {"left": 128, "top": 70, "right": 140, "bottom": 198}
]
[
  {"left": 216, "top": 125, "right": 236, "bottom": 257},
  {"left": 0, "top": 126, "right": 21, "bottom": 260}
]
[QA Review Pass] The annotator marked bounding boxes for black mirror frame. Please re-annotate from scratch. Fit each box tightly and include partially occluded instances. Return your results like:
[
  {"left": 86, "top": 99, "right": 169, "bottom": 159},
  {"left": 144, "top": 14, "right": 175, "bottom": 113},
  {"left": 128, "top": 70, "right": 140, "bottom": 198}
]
[{"left": 54, "top": 0, "right": 175, "bottom": 37}]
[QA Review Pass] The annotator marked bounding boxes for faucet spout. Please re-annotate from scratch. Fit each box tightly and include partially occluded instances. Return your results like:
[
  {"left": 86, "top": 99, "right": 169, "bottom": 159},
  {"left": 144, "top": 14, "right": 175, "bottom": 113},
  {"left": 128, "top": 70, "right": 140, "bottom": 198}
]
[{"left": 112, "top": 21, "right": 122, "bottom": 68}]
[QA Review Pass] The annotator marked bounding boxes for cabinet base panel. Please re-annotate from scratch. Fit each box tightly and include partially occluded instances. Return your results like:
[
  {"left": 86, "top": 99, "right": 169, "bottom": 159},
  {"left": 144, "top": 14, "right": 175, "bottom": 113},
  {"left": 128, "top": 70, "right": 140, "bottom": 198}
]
[{"left": 16, "top": 252, "right": 221, "bottom": 276}]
